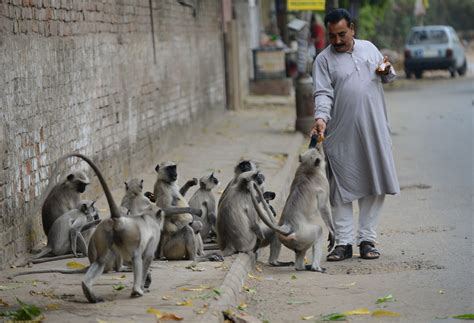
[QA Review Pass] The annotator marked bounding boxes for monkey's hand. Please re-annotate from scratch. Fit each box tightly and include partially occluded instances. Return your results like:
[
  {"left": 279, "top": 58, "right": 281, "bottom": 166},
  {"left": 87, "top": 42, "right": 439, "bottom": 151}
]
[
  {"left": 144, "top": 191, "right": 156, "bottom": 203},
  {"left": 327, "top": 232, "right": 335, "bottom": 252}
]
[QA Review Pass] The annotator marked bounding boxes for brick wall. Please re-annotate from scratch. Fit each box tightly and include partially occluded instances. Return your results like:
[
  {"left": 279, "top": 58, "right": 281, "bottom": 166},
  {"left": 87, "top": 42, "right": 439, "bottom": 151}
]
[{"left": 0, "top": 0, "right": 244, "bottom": 268}]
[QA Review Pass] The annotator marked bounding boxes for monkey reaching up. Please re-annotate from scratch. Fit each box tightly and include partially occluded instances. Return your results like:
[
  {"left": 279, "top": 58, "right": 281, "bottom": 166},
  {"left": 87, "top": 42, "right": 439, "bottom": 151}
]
[
  {"left": 41, "top": 170, "right": 90, "bottom": 236},
  {"left": 120, "top": 178, "right": 153, "bottom": 215},
  {"left": 249, "top": 144, "right": 335, "bottom": 272},
  {"left": 21, "top": 200, "right": 100, "bottom": 265},
  {"left": 188, "top": 173, "right": 219, "bottom": 242},
  {"left": 153, "top": 162, "right": 222, "bottom": 262}
]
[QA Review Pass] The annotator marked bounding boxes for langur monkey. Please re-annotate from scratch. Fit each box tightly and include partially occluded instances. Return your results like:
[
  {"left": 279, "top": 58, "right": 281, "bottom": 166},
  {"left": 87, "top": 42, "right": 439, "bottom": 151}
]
[
  {"left": 41, "top": 170, "right": 90, "bottom": 236},
  {"left": 120, "top": 178, "right": 153, "bottom": 215},
  {"left": 19, "top": 153, "right": 202, "bottom": 302},
  {"left": 217, "top": 170, "right": 292, "bottom": 257},
  {"left": 249, "top": 144, "right": 335, "bottom": 272},
  {"left": 188, "top": 173, "right": 219, "bottom": 242},
  {"left": 218, "top": 160, "right": 257, "bottom": 208},
  {"left": 153, "top": 162, "right": 222, "bottom": 262},
  {"left": 19, "top": 201, "right": 100, "bottom": 266}
]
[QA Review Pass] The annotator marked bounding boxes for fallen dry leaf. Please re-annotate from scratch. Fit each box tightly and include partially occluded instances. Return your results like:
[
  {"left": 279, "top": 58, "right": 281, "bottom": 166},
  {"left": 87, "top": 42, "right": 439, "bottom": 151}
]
[
  {"left": 255, "top": 266, "right": 263, "bottom": 273},
  {"left": 247, "top": 273, "right": 262, "bottom": 281},
  {"left": 162, "top": 295, "right": 171, "bottom": 300},
  {"left": 96, "top": 319, "right": 109, "bottom": 323},
  {"left": 343, "top": 308, "right": 371, "bottom": 315},
  {"left": 301, "top": 315, "right": 314, "bottom": 320},
  {"left": 176, "top": 299, "right": 193, "bottom": 306},
  {"left": 0, "top": 298, "right": 10, "bottom": 307},
  {"left": 237, "top": 303, "right": 247, "bottom": 310},
  {"left": 45, "top": 303, "right": 60, "bottom": 311},
  {"left": 161, "top": 313, "right": 184, "bottom": 321},
  {"left": 372, "top": 310, "right": 400, "bottom": 317},
  {"left": 66, "top": 261, "right": 87, "bottom": 269}
]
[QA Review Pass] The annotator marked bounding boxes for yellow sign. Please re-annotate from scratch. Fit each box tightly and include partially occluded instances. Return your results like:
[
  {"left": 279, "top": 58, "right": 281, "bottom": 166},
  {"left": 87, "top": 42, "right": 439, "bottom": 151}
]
[{"left": 288, "top": 0, "right": 325, "bottom": 11}]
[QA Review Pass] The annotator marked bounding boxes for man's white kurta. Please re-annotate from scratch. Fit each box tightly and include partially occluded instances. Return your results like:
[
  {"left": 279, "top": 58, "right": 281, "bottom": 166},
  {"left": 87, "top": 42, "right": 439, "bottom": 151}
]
[{"left": 313, "top": 39, "right": 400, "bottom": 206}]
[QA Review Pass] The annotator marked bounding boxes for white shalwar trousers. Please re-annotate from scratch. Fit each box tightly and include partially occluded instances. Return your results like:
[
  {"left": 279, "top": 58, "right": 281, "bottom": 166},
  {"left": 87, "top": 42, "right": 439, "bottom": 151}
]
[{"left": 332, "top": 195, "right": 385, "bottom": 246}]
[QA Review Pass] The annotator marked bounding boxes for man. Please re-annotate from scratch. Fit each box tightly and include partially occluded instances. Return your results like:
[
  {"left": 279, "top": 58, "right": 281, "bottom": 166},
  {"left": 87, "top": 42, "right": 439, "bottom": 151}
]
[{"left": 311, "top": 9, "right": 400, "bottom": 261}]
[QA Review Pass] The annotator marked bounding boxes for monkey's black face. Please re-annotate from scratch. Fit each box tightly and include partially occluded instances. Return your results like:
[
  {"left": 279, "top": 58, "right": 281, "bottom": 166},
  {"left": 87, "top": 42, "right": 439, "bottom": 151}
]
[
  {"left": 77, "top": 182, "right": 88, "bottom": 193},
  {"left": 166, "top": 165, "right": 178, "bottom": 182},
  {"left": 254, "top": 173, "right": 265, "bottom": 185},
  {"left": 238, "top": 161, "right": 252, "bottom": 173},
  {"left": 211, "top": 175, "right": 219, "bottom": 185}
]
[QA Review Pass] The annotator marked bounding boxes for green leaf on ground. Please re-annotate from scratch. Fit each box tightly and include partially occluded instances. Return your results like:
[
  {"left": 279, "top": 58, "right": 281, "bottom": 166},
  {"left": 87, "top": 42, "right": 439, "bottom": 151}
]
[
  {"left": 213, "top": 288, "right": 222, "bottom": 296},
  {"left": 319, "top": 313, "right": 347, "bottom": 321},
  {"left": 291, "top": 274, "right": 297, "bottom": 280},
  {"left": 376, "top": 294, "right": 394, "bottom": 304},
  {"left": 452, "top": 314, "right": 474, "bottom": 320},
  {"left": 0, "top": 298, "right": 43, "bottom": 321},
  {"left": 113, "top": 283, "right": 125, "bottom": 291}
]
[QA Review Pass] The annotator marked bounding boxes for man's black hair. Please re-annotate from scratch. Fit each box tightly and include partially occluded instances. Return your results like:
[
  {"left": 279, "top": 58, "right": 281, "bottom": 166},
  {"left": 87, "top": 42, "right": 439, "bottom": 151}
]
[{"left": 324, "top": 8, "right": 352, "bottom": 27}]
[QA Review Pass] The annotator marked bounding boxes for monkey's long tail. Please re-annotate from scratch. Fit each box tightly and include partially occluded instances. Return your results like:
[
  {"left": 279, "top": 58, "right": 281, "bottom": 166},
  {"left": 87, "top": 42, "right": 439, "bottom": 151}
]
[
  {"left": 9, "top": 267, "right": 88, "bottom": 279},
  {"left": 65, "top": 153, "right": 122, "bottom": 219},
  {"left": 249, "top": 182, "right": 293, "bottom": 236}
]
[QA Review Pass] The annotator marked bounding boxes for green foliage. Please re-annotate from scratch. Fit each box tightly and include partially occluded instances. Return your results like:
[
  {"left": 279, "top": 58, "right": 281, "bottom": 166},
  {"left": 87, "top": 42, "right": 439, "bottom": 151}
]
[
  {"left": 424, "top": 0, "right": 474, "bottom": 31},
  {"left": 0, "top": 298, "right": 43, "bottom": 321}
]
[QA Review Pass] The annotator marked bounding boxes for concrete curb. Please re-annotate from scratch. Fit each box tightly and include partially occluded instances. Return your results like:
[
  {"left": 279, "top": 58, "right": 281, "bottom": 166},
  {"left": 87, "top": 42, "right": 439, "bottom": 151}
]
[{"left": 198, "top": 132, "right": 306, "bottom": 323}]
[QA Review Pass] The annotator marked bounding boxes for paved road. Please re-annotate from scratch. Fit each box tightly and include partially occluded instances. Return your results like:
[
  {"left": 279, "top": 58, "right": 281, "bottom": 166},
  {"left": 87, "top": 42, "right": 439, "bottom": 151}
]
[{"left": 242, "top": 75, "right": 473, "bottom": 322}]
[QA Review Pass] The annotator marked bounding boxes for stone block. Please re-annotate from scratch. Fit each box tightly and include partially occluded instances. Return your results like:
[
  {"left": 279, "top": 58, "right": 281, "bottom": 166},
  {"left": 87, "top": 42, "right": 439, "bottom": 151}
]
[{"left": 249, "top": 78, "right": 294, "bottom": 96}]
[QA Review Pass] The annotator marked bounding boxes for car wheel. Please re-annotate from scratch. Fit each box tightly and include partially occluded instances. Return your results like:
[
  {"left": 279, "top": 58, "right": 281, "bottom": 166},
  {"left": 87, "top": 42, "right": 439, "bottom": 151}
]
[
  {"left": 405, "top": 69, "right": 412, "bottom": 79},
  {"left": 457, "top": 59, "right": 467, "bottom": 76},
  {"left": 449, "top": 68, "right": 456, "bottom": 78},
  {"left": 414, "top": 70, "right": 423, "bottom": 79}
]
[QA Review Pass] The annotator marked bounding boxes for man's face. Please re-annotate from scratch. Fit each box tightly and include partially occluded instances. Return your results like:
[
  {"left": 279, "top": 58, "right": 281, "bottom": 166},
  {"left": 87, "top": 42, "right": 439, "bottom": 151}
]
[{"left": 327, "top": 19, "right": 354, "bottom": 53}]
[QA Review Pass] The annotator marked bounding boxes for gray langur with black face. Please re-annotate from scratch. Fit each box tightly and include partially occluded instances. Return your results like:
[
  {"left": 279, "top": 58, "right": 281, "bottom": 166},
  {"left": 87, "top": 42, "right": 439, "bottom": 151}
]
[
  {"left": 218, "top": 160, "right": 257, "bottom": 208},
  {"left": 21, "top": 153, "right": 202, "bottom": 303},
  {"left": 41, "top": 170, "right": 90, "bottom": 236},
  {"left": 120, "top": 178, "right": 153, "bottom": 215},
  {"left": 217, "top": 170, "right": 292, "bottom": 257},
  {"left": 20, "top": 200, "right": 100, "bottom": 266},
  {"left": 188, "top": 173, "right": 219, "bottom": 242},
  {"left": 249, "top": 144, "right": 335, "bottom": 272},
  {"left": 153, "top": 162, "right": 222, "bottom": 262}
]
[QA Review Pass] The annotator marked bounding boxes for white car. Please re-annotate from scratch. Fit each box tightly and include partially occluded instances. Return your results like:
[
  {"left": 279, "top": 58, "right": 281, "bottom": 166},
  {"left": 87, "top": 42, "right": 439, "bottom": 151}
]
[{"left": 404, "top": 25, "right": 467, "bottom": 79}]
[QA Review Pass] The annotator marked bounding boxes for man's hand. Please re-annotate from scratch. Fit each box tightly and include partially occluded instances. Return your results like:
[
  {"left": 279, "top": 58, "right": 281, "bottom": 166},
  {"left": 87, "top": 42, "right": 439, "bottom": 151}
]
[
  {"left": 376, "top": 56, "right": 392, "bottom": 76},
  {"left": 310, "top": 118, "right": 326, "bottom": 137}
]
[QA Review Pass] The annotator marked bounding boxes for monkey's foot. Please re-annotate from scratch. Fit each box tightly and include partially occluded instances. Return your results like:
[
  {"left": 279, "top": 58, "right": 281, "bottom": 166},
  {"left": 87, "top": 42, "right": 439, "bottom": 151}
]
[
  {"left": 208, "top": 254, "right": 224, "bottom": 262},
  {"left": 269, "top": 261, "right": 295, "bottom": 267},
  {"left": 131, "top": 289, "right": 144, "bottom": 297},
  {"left": 82, "top": 282, "right": 104, "bottom": 303},
  {"left": 306, "top": 264, "right": 326, "bottom": 273},
  {"left": 144, "top": 272, "right": 152, "bottom": 289}
]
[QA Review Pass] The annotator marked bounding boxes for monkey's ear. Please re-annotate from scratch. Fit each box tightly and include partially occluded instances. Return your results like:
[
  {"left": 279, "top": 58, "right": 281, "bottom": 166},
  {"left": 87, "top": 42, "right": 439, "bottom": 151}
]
[
  {"left": 80, "top": 203, "right": 88, "bottom": 213},
  {"left": 298, "top": 155, "right": 302, "bottom": 163},
  {"left": 91, "top": 201, "right": 96, "bottom": 207},
  {"left": 315, "top": 158, "right": 321, "bottom": 167},
  {"left": 155, "top": 164, "right": 160, "bottom": 172},
  {"left": 124, "top": 182, "right": 128, "bottom": 189},
  {"left": 67, "top": 174, "right": 75, "bottom": 181}
]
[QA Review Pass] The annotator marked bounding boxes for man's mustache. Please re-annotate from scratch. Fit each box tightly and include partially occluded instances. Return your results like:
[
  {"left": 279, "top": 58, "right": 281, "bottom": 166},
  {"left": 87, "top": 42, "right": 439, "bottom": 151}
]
[{"left": 334, "top": 43, "right": 345, "bottom": 48}]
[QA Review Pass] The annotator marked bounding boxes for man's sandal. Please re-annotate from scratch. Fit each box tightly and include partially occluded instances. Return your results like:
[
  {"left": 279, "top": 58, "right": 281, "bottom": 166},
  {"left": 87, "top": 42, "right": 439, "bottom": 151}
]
[
  {"left": 359, "top": 241, "right": 380, "bottom": 260},
  {"left": 326, "top": 244, "right": 352, "bottom": 261}
]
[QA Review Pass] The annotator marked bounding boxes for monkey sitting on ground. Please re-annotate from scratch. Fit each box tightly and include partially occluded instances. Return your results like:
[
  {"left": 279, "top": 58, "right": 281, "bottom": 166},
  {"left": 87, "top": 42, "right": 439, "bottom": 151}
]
[
  {"left": 217, "top": 170, "right": 292, "bottom": 258},
  {"left": 218, "top": 160, "right": 257, "bottom": 208},
  {"left": 13, "top": 153, "right": 203, "bottom": 302},
  {"left": 188, "top": 173, "right": 219, "bottom": 242},
  {"left": 41, "top": 170, "right": 90, "bottom": 236},
  {"left": 153, "top": 162, "right": 222, "bottom": 262},
  {"left": 21, "top": 200, "right": 100, "bottom": 265},
  {"left": 120, "top": 178, "right": 154, "bottom": 215},
  {"left": 248, "top": 144, "right": 335, "bottom": 272}
]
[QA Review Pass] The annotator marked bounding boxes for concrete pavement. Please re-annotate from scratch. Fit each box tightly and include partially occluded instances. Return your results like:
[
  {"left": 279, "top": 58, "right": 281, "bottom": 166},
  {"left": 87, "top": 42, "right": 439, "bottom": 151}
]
[{"left": 0, "top": 96, "right": 305, "bottom": 322}]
